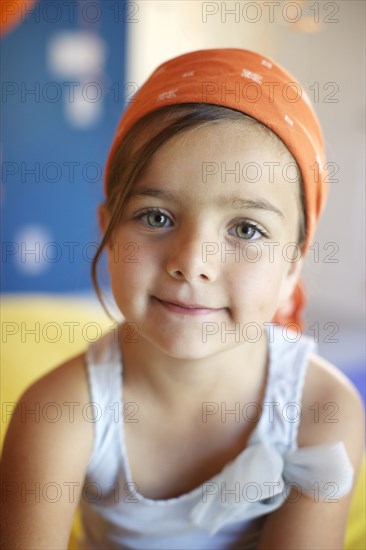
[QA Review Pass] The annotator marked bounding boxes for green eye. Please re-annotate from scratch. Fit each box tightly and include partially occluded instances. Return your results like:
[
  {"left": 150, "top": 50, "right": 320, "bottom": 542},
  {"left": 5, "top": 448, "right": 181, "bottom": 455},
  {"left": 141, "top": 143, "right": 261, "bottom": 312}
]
[
  {"left": 234, "top": 223, "right": 260, "bottom": 240},
  {"left": 146, "top": 211, "right": 168, "bottom": 227},
  {"left": 136, "top": 208, "right": 171, "bottom": 228}
]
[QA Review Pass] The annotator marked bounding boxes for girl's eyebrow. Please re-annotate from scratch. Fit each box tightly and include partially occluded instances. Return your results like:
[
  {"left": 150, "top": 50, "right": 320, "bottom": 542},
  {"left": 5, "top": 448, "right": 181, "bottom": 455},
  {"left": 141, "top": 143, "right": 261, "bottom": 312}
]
[{"left": 127, "top": 186, "right": 285, "bottom": 219}]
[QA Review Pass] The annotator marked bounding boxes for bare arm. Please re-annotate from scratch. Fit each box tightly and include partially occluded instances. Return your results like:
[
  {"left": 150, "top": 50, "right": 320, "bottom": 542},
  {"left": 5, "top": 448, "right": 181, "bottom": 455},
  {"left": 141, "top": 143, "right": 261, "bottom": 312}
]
[
  {"left": 257, "top": 355, "right": 365, "bottom": 549},
  {"left": 1, "top": 354, "right": 94, "bottom": 549}
]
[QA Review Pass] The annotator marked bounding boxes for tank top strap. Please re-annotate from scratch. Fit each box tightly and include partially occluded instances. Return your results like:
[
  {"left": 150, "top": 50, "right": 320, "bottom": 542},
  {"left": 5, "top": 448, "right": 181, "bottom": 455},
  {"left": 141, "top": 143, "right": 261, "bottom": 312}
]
[
  {"left": 252, "top": 325, "right": 318, "bottom": 452},
  {"left": 84, "top": 329, "right": 123, "bottom": 474}
]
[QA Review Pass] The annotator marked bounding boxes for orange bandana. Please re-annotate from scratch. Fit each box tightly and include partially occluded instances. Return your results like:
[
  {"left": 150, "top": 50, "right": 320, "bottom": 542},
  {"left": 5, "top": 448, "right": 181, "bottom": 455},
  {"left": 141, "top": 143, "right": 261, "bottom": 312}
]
[{"left": 104, "top": 48, "right": 329, "bottom": 330}]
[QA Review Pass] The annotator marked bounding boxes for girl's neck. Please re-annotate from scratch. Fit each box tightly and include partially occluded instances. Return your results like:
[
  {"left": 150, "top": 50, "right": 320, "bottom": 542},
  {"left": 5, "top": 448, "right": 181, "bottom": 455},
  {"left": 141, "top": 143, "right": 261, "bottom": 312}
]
[{"left": 118, "top": 322, "right": 269, "bottom": 418}]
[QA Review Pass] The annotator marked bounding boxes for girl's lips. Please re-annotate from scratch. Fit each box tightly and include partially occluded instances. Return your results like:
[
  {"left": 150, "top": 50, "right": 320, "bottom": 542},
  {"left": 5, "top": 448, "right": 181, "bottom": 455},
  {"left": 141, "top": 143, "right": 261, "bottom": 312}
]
[{"left": 152, "top": 297, "right": 221, "bottom": 316}]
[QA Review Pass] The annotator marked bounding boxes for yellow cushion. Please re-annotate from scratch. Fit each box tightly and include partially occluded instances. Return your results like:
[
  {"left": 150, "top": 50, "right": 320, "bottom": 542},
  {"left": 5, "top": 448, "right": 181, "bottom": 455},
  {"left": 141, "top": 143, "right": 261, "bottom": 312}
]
[
  {"left": 68, "top": 506, "right": 84, "bottom": 549},
  {"left": 1, "top": 293, "right": 113, "bottom": 451},
  {"left": 345, "top": 455, "right": 366, "bottom": 549},
  {"left": 1, "top": 294, "right": 364, "bottom": 549}
]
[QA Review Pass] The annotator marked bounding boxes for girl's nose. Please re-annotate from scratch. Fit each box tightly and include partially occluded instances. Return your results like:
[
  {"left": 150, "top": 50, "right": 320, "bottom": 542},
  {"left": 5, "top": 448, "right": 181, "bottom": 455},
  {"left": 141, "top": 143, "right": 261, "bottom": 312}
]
[{"left": 165, "top": 227, "right": 219, "bottom": 283}]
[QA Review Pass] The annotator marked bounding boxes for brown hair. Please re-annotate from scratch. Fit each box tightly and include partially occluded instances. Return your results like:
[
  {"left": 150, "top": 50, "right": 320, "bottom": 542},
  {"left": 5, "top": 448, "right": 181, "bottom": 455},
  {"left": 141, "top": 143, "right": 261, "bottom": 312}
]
[{"left": 91, "top": 103, "right": 306, "bottom": 320}]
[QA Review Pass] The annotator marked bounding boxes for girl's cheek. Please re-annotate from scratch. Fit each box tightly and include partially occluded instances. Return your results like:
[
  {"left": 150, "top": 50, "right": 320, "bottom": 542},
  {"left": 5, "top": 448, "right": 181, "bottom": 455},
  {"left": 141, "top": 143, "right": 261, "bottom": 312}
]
[
  {"left": 228, "top": 257, "right": 284, "bottom": 304},
  {"left": 107, "top": 225, "right": 149, "bottom": 267},
  {"left": 227, "top": 245, "right": 284, "bottom": 276}
]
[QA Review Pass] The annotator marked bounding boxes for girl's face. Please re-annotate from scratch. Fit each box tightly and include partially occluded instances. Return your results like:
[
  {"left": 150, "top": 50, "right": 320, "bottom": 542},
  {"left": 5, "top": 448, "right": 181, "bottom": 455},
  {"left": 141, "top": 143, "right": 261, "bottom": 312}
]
[{"left": 100, "top": 120, "right": 303, "bottom": 359}]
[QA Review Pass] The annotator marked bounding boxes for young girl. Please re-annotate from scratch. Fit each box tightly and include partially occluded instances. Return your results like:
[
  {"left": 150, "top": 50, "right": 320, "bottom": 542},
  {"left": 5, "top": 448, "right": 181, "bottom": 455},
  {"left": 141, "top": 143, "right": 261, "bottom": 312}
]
[{"left": 2, "top": 48, "right": 365, "bottom": 549}]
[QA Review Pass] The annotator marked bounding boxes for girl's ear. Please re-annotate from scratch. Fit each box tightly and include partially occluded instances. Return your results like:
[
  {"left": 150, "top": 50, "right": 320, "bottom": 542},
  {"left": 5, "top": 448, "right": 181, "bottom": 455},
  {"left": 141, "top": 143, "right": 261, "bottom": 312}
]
[{"left": 98, "top": 204, "right": 110, "bottom": 236}]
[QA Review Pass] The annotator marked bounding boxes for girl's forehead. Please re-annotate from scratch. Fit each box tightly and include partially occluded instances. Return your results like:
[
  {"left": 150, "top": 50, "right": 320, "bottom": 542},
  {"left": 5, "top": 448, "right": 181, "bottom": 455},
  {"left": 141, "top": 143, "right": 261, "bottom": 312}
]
[
  {"left": 134, "top": 161, "right": 298, "bottom": 211},
  {"left": 129, "top": 121, "right": 301, "bottom": 218},
  {"left": 131, "top": 115, "right": 287, "bottom": 158},
  {"left": 146, "top": 121, "right": 293, "bottom": 171}
]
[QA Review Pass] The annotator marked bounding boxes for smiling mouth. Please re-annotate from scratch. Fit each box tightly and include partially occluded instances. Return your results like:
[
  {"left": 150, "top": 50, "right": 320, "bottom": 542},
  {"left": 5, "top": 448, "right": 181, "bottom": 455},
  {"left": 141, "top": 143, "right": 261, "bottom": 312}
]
[
  {"left": 152, "top": 297, "right": 222, "bottom": 315},
  {"left": 156, "top": 297, "right": 214, "bottom": 309}
]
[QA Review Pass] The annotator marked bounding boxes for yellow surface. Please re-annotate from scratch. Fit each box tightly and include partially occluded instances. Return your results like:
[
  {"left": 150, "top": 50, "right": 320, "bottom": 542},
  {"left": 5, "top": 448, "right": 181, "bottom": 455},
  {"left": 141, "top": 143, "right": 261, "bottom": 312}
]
[
  {"left": 345, "top": 455, "right": 366, "bottom": 549},
  {"left": 1, "top": 294, "right": 365, "bottom": 549},
  {"left": 1, "top": 293, "right": 115, "bottom": 448}
]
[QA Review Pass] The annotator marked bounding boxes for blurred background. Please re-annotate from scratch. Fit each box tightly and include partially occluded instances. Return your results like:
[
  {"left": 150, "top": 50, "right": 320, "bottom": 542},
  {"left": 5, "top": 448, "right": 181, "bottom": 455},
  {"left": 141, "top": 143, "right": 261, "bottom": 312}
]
[{"left": 1, "top": 1, "right": 365, "bottom": 409}]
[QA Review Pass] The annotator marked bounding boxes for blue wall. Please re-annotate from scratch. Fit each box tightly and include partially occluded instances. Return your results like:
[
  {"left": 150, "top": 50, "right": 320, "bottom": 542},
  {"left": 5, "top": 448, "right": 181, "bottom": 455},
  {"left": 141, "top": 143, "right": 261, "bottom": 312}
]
[{"left": 1, "top": 0, "right": 128, "bottom": 293}]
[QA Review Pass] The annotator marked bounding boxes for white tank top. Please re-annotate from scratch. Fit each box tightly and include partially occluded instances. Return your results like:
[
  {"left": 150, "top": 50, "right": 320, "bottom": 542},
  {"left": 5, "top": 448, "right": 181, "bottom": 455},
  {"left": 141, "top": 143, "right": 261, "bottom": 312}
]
[{"left": 77, "top": 324, "right": 354, "bottom": 549}]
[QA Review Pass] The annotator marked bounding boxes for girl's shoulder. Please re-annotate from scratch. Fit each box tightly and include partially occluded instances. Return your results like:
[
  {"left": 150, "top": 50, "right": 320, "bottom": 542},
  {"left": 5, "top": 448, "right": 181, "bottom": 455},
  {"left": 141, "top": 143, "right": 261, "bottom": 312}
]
[
  {"left": 298, "top": 350, "right": 365, "bottom": 452},
  {"left": 2, "top": 351, "right": 94, "bottom": 546},
  {"left": 27, "top": 350, "right": 90, "bottom": 404},
  {"left": 21, "top": 350, "right": 94, "bottom": 449}
]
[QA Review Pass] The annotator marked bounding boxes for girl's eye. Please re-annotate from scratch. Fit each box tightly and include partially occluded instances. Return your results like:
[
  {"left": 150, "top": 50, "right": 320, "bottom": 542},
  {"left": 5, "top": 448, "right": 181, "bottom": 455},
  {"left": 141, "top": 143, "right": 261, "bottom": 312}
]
[
  {"left": 135, "top": 208, "right": 171, "bottom": 228},
  {"left": 232, "top": 221, "right": 266, "bottom": 241},
  {"left": 134, "top": 209, "right": 267, "bottom": 240}
]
